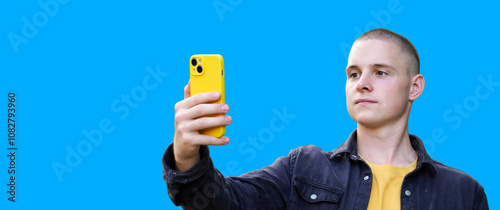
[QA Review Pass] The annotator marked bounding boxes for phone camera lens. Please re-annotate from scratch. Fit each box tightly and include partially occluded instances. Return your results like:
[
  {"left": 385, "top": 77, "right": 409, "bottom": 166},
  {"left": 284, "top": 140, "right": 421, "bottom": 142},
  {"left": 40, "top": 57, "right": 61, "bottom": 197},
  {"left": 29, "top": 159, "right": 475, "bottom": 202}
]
[
  {"left": 191, "top": 58, "right": 197, "bottom": 66},
  {"left": 197, "top": 65, "right": 203, "bottom": 73}
]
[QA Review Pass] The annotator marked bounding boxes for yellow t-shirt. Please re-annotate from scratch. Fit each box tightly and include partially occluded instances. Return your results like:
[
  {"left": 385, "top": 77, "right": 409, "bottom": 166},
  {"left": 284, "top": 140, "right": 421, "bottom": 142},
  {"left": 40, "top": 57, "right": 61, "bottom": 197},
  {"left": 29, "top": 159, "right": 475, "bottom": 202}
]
[{"left": 360, "top": 154, "right": 417, "bottom": 210}]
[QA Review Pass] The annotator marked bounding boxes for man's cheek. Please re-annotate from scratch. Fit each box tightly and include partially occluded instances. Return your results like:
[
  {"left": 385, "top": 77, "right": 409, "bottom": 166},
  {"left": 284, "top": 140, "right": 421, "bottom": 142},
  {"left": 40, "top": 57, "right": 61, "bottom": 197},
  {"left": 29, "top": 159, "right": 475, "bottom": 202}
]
[{"left": 388, "top": 99, "right": 408, "bottom": 114}]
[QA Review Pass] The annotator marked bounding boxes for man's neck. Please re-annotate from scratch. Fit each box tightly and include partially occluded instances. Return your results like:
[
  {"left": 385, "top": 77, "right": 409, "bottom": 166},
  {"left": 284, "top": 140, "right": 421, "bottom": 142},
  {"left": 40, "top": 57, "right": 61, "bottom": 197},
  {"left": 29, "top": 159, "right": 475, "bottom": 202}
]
[{"left": 356, "top": 121, "right": 417, "bottom": 167}]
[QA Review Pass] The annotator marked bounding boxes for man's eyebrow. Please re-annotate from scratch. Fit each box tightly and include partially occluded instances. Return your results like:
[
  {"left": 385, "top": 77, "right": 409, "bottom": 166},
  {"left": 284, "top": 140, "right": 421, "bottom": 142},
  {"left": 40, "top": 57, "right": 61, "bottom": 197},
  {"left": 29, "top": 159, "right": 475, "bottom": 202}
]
[
  {"left": 346, "top": 65, "right": 360, "bottom": 71},
  {"left": 345, "top": 63, "right": 396, "bottom": 72},
  {"left": 372, "top": 63, "right": 396, "bottom": 70}
]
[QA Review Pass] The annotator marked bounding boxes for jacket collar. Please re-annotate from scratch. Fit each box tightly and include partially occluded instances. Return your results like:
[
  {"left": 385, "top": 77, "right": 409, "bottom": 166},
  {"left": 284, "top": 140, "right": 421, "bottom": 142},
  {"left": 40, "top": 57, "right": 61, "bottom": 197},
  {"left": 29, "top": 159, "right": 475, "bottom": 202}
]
[{"left": 329, "top": 130, "right": 437, "bottom": 175}]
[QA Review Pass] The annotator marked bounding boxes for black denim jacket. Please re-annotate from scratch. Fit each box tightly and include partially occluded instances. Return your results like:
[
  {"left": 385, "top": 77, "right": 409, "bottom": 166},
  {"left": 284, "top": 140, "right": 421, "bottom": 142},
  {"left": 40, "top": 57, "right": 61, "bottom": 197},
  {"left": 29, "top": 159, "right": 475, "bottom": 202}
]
[{"left": 162, "top": 131, "right": 488, "bottom": 209}]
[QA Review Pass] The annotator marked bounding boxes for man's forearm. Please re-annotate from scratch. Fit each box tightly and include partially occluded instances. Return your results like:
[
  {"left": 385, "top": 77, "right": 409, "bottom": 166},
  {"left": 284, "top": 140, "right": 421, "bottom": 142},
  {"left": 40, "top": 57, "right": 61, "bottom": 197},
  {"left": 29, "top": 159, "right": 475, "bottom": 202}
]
[{"left": 163, "top": 144, "right": 232, "bottom": 208}]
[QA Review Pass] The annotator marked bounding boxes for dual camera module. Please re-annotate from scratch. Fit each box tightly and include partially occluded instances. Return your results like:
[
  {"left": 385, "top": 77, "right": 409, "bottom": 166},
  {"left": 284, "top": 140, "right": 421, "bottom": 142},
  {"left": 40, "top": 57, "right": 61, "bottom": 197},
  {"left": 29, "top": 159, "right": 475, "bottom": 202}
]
[{"left": 191, "top": 58, "right": 203, "bottom": 74}]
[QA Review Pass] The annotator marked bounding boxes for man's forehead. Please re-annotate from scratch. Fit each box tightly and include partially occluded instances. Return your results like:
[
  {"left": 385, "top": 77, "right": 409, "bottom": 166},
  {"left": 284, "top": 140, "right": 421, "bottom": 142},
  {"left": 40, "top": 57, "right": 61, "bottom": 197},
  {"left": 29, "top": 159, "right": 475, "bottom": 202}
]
[{"left": 347, "top": 39, "right": 405, "bottom": 69}]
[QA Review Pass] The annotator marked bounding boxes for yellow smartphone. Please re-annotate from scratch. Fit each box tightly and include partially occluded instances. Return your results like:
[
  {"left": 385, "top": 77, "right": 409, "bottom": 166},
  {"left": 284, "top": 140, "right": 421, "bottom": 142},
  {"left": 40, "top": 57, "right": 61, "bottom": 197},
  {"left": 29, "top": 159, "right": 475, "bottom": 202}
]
[{"left": 189, "top": 54, "right": 225, "bottom": 138}]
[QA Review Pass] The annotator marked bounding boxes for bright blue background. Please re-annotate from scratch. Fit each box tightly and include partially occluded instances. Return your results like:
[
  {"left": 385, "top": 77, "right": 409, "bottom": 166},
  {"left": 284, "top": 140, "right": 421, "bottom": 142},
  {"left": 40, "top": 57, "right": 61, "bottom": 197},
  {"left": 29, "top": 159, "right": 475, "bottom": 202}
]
[{"left": 2, "top": 0, "right": 499, "bottom": 209}]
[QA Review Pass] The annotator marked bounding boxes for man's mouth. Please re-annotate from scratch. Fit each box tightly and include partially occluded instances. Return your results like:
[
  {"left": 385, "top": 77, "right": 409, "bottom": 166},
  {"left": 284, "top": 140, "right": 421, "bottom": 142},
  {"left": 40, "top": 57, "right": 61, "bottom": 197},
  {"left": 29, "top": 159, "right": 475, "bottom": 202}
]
[{"left": 355, "top": 98, "right": 377, "bottom": 104}]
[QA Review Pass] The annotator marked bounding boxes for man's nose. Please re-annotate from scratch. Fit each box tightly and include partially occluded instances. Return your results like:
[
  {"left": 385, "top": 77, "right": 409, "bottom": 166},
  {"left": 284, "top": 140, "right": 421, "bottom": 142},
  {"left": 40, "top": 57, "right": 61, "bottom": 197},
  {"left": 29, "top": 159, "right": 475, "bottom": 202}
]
[{"left": 356, "top": 74, "right": 373, "bottom": 92}]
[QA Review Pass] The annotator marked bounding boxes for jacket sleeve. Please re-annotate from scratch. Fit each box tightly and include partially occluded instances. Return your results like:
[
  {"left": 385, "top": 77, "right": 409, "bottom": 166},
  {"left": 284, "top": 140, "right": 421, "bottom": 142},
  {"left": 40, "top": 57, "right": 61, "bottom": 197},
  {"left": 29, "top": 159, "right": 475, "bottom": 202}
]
[
  {"left": 162, "top": 143, "right": 293, "bottom": 209},
  {"left": 474, "top": 182, "right": 489, "bottom": 210}
]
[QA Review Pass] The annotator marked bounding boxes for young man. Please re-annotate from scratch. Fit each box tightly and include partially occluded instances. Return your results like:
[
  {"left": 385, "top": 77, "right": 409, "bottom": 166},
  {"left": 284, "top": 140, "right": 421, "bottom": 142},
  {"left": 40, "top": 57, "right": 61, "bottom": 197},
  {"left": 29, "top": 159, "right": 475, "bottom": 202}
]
[{"left": 162, "top": 29, "right": 488, "bottom": 209}]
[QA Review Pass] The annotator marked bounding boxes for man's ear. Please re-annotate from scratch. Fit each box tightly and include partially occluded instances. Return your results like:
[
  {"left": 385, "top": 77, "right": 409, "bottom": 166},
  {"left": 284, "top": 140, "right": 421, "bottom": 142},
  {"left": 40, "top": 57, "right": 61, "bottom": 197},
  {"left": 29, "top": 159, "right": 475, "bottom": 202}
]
[{"left": 409, "top": 74, "right": 425, "bottom": 101}]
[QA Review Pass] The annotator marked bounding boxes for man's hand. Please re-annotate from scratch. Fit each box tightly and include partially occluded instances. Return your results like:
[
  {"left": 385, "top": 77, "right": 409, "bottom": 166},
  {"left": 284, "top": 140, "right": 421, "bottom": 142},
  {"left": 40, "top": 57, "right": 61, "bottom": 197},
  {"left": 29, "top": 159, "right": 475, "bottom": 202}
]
[{"left": 173, "top": 81, "right": 232, "bottom": 172}]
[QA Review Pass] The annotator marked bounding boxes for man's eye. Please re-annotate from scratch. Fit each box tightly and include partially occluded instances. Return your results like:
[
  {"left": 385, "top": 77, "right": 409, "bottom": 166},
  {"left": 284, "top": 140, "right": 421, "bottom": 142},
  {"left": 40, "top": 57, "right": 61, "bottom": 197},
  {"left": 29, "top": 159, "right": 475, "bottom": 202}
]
[
  {"left": 350, "top": 72, "right": 360, "bottom": 78},
  {"left": 376, "top": 71, "right": 387, "bottom": 76}
]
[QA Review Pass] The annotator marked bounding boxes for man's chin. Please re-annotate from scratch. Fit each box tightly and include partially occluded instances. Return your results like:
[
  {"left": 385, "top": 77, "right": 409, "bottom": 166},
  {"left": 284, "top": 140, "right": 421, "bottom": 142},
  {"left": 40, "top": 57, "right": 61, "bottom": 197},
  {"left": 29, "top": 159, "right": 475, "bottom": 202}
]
[{"left": 354, "top": 118, "right": 384, "bottom": 129}]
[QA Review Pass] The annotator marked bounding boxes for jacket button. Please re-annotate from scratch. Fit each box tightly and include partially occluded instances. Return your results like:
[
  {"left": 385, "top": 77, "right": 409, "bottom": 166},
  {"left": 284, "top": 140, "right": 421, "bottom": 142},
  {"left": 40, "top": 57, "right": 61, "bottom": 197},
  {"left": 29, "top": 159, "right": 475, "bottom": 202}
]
[
  {"left": 364, "top": 176, "right": 369, "bottom": 180},
  {"left": 405, "top": 190, "right": 412, "bottom": 196},
  {"left": 310, "top": 194, "right": 318, "bottom": 200}
]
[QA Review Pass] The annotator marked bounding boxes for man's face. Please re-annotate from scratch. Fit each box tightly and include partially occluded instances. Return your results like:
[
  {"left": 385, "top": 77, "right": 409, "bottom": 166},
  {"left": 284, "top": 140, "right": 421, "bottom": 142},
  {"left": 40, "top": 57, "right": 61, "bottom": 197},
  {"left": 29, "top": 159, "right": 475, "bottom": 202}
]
[{"left": 345, "top": 39, "right": 411, "bottom": 128}]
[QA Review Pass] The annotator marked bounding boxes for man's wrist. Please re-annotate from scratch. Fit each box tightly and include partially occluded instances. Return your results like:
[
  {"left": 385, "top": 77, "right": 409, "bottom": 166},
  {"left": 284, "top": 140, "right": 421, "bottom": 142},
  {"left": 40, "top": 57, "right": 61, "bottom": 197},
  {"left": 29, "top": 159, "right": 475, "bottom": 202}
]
[{"left": 175, "top": 152, "right": 201, "bottom": 172}]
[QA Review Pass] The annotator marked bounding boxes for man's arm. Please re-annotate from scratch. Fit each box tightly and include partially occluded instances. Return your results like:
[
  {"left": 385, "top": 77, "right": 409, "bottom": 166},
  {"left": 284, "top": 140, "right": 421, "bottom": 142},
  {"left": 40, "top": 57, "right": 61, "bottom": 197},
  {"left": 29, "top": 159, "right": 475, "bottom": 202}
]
[
  {"left": 163, "top": 143, "right": 292, "bottom": 209},
  {"left": 474, "top": 183, "right": 489, "bottom": 210},
  {"left": 165, "top": 81, "right": 292, "bottom": 209}
]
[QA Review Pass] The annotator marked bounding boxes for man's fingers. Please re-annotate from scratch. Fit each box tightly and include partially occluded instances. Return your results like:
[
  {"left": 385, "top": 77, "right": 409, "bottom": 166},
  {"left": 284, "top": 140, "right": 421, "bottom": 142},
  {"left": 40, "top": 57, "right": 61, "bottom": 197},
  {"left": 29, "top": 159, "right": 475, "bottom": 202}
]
[
  {"left": 178, "top": 103, "right": 229, "bottom": 121},
  {"left": 188, "top": 134, "right": 230, "bottom": 146},
  {"left": 175, "top": 92, "right": 221, "bottom": 113},
  {"left": 180, "top": 115, "right": 232, "bottom": 132},
  {"left": 184, "top": 80, "right": 191, "bottom": 99},
  {"left": 179, "top": 92, "right": 221, "bottom": 110}
]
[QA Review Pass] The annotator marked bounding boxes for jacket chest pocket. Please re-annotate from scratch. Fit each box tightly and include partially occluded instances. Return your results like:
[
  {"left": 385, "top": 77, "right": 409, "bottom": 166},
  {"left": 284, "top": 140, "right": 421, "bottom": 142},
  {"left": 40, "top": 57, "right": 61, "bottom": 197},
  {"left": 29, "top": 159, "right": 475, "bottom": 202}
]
[{"left": 289, "top": 176, "right": 344, "bottom": 209}]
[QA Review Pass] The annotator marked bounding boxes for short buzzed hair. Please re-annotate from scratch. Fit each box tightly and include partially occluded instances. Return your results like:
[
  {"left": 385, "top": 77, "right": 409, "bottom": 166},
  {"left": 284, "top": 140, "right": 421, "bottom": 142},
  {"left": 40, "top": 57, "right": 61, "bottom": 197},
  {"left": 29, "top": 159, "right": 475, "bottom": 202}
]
[{"left": 355, "top": 28, "right": 420, "bottom": 77}]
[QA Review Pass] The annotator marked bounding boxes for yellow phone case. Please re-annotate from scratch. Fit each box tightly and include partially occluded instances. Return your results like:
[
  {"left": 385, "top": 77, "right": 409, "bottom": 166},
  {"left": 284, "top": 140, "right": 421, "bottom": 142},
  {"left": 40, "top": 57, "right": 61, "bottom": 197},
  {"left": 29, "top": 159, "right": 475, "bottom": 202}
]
[{"left": 190, "top": 54, "right": 225, "bottom": 138}]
